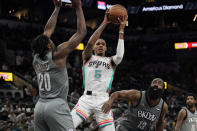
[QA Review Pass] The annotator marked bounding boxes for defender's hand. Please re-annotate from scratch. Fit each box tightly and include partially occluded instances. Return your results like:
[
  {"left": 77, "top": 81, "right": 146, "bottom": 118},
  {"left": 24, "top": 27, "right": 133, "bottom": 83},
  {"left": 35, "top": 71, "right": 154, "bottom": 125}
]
[
  {"left": 53, "top": 0, "right": 62, "bottom": 7},
  {"left": 102, "top": 101, "right": 112, "bottom": 113}
]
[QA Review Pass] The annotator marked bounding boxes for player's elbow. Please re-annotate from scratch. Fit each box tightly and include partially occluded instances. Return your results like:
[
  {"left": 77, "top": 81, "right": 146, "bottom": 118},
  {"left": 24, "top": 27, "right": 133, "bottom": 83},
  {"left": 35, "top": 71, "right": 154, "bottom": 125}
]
[
  {"left": 77, "top": 31, "right": 87, "bottom": 42},
  {"left": 82, "top": 28, "right": 87, "bottom": 37},
  {"left": 116, "top": 56, "right": 123, "bottom": 64},
  {"left": 113, "top": 55, "right": 124, "bottom": 65},
  {"left": 117, "top": 52, "right": 124, "bottom": 60}
]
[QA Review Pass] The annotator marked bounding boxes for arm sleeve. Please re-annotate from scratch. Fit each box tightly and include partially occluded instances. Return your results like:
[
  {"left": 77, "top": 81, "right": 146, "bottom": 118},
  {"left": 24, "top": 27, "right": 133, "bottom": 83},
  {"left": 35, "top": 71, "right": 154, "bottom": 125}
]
[{"left": 112, "top": 39, "right": 124, "bottom": 65}]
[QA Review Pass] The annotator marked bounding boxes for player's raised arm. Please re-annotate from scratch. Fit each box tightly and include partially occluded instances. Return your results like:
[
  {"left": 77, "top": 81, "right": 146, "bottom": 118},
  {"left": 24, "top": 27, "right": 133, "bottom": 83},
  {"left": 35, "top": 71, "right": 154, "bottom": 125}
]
[
  {"left": 156, "top": 102, "right": 168, "bottom": 131},
  {"left": 54, "top": 0, "right": 87, "bottom": 59},
  {"left": 111, "top": 16, "right": 127, "bottom": 66},
  {"left": 82, "top": 11, "right": 110, "bottom": 64},
  {"left": 175, "top": 109, "right": 187, "bottom": 131},
  {"left": 44, "top": 0, "right": 62, "bottom": 38},
  {"left": 102, "top": 90, "right": 140, "bottom": 113}
]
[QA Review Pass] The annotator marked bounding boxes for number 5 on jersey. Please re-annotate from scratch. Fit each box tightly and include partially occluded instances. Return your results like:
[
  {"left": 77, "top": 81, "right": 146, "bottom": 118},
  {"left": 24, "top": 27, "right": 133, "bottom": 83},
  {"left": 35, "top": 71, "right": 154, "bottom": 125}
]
[
  {"left": 95, "top": 70, "right": 102, "bottom": 80},
  {"left": 38, "top": 73, "right": 51, "bottom": 91}
]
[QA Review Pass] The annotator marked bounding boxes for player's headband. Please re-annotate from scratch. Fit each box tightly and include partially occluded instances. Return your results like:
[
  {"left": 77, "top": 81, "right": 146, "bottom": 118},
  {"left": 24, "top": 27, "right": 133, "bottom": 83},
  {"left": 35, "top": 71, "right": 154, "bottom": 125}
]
[{"left": 164, "top": 82, "right": 167, "bottom": 90}]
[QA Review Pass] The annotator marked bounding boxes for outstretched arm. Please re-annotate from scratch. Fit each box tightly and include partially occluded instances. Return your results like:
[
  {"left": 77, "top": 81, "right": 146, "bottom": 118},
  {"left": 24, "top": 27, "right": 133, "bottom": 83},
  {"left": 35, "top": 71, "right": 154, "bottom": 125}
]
[
  {"left": 102, "top": 90, "right": 140, "bottom": 113},
  {"left": 175, "top": 109, "right": 187, "bottom": 131},
  {"left": 82, "top": 11, "right": 109, "bottom": 64},
  {"left": 112, "top": 16, "right": 128, "bottom": 66},
  {"left": 156, "top": 102, "right": 168, "bottom": 131},
  {"left": 44, "top": 0, "right": 62, "bottom": 38},
  {"left": 54, "top": 0, "right": 87, "bottom": 59}
]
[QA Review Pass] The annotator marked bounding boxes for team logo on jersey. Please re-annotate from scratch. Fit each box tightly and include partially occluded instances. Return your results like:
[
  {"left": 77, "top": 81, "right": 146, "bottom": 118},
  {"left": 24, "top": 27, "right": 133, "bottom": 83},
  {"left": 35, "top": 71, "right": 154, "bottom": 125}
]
[
  {"left": 137, "top": 111, "right": 157, "bottom": 122},
  {"left": 88, "top": 60, "right": 110, "bottom": 69}
]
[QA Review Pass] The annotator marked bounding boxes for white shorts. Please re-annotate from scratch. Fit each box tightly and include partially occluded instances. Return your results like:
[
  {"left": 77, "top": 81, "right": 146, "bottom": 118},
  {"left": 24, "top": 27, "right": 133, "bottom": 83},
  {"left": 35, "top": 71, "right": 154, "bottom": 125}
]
[{"left": 72, "top": 93, "right": 114, "bottom": 127}]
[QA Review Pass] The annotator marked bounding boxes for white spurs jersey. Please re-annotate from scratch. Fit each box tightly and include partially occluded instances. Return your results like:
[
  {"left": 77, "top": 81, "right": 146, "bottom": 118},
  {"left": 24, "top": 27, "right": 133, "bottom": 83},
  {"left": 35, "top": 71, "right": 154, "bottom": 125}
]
[{"left": 82, "top": 55, "right": 114, "bottom": 93}]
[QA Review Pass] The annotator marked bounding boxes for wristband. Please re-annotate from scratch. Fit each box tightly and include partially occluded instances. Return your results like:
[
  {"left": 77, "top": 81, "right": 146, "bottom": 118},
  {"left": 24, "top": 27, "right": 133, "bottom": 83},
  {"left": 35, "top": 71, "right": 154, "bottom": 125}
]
[{"left": 119, "top": 31, "right": 124, "bottom": 34}]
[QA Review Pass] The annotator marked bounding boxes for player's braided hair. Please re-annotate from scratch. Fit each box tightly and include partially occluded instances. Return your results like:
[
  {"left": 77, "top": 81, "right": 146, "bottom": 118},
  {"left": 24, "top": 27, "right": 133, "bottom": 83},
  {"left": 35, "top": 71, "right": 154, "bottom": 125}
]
[{"left": 31, "top": 34, "right": 49, "bottom": 60}]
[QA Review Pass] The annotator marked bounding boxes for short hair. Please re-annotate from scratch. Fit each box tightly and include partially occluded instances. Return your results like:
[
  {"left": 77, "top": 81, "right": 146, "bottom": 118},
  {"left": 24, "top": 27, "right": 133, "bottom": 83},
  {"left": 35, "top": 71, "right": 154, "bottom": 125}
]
[
  {"left": 93, "top": 38, "right": 107, "bottom": 54},
  {"left": 31, "top": 34, "right": 49, "bottom": 60},
  {"left": 186, "top": 93, "right": 196, "bottom": 100}
]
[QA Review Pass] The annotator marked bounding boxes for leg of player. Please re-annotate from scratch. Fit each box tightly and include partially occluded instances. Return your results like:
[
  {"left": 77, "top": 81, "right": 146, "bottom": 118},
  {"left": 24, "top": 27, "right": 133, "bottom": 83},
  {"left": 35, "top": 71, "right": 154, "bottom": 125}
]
[
  {"left": 100, "top": 123, "right": 115, "bottom": 131},
  {"left": 34, "top": 101, "right": 49, "bottom": 131},
  {"left": 71, "top": 108, "right": 84, "bottom": 128},
  {"left": 95, "top": 108, "right": 115, "bottom": 131}
]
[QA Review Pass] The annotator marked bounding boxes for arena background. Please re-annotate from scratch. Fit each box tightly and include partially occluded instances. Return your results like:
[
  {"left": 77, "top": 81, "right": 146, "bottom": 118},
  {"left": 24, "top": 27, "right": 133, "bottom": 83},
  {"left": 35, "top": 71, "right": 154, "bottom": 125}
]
[{"left": 0, "top": 0, "right": 197, "bottom": 130}]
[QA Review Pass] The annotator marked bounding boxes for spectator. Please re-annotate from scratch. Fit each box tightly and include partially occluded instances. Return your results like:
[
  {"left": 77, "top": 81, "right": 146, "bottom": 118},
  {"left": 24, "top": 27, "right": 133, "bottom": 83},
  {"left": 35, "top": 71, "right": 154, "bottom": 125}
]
[
  {"left": 10, "top": 122, "right": 21, "bottom": 131},
  {"left": 23, "top": 126, "right": 28, "bottom": 131},
  {"left": 2, "top": 63, "right": 8, "bottom": 71},
  {"left": 0, "top": 110, "right": 9, "bottom": 121},
  {"left": 15, "top": 101, "right": 23, "bottom": 113},
  {"left": 26, "top": 114, "right": 34, "bottom": 131},
  {"left": 16, "top": 53, "right": 23, "bottom": 70},
  {"left": 8, "top": 110, "right": 17, "bottom": 123},
  {"left": 16, "top": 112, "right": 26, "bottom": 130},
  {"left": 0, "top": 76, "right": 5, "bottom": 84},
  {"left": 4, "top": 100, "right": 13, "bottom": 112},
  {"left": 0, "top": 122, "right": 8, "bottom": 131}
]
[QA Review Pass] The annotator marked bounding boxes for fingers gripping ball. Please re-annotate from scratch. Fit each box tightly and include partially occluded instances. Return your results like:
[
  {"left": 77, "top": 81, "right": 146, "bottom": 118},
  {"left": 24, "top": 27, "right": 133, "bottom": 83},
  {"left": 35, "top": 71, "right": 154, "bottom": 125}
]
[{"left": 107, "top": 4, "right": 128, "bottom": 24}]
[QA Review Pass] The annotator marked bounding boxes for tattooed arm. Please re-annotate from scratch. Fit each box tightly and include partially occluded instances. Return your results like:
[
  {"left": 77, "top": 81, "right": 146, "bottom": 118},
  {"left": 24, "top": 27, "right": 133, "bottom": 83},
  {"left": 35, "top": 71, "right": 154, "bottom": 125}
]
[
  {"left": 82, "top": 11, "right": 109, "bottom": 64},
  {"left": 44, "top": 0, "right": 62, "bottom": 38},
  {"left": 54, "top": 0, "right": 87, "bottom": 59}
]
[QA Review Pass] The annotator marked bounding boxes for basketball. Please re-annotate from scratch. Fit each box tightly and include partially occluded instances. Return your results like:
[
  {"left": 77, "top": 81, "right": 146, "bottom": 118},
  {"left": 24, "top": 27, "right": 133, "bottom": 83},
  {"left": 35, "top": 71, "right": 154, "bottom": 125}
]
[{"left": 107, "top": 4, "right": 128, "bottom": 24}]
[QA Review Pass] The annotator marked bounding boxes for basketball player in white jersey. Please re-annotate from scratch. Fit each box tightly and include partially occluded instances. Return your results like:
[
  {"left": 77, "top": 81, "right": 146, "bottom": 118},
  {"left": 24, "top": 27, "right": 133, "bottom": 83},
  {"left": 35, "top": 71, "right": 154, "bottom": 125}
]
[{"left": 71, "top": 11, "right": 127, "bottom": 131}]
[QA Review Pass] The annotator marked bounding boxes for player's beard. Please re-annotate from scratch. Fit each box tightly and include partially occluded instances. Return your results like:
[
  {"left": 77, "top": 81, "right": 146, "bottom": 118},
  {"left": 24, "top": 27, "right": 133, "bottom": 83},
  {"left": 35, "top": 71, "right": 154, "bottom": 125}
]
[
  {"left": 187, "top": 102, "right": 194, "bottom": 108},
  {"left": 147, "top": 86, "right": 164, "bottom": 100}
]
